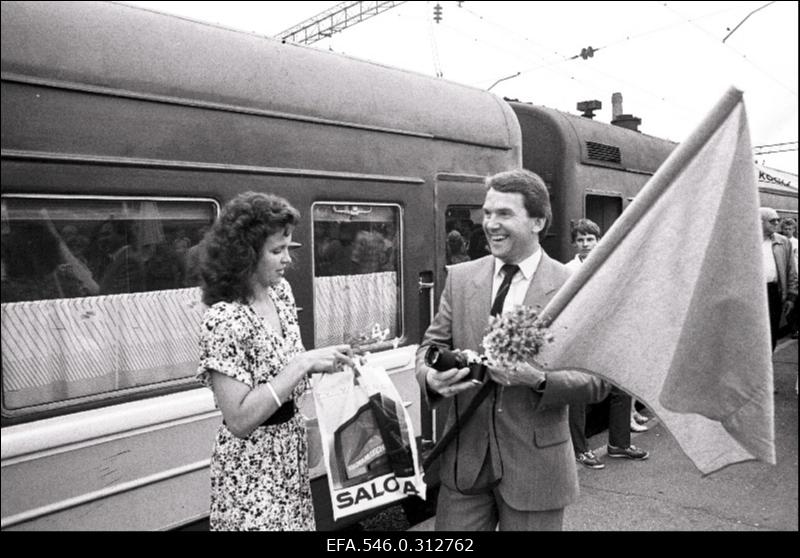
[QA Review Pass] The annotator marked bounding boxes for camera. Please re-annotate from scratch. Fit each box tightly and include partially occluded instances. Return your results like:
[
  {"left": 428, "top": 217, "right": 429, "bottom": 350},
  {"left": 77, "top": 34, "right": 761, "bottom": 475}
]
[{"left": 424, "top": 345, "right": 487, "bottom": 384}]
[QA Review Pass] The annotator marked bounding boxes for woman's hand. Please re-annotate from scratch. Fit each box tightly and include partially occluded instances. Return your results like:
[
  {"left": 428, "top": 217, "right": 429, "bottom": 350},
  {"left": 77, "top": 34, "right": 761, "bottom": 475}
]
[{"left": 300, "top": 344, "right": 355, "bottom": 375}]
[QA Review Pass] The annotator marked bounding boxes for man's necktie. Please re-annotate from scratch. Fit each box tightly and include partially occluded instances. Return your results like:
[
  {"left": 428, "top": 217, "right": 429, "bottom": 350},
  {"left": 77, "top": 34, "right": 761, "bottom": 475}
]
[{"left": 490, "top": 264, "right": 519, "bottom": 316}]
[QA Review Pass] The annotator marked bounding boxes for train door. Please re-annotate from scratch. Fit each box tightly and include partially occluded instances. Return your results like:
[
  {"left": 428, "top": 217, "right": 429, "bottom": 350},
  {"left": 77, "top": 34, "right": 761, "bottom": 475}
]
[
  {"left": 423, "top": 174, "right": 489, "bottom": 448},
  {"left": 284, "top": 176, "right": 436, "bottom": 530}
]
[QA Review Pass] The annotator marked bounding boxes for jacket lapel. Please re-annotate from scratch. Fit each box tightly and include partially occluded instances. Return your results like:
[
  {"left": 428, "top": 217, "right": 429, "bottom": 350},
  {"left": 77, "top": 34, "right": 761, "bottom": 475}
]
[
  {"left": 467, "top": 256, "right": 495, "bottom": 319},
  {"left": 523, "top": 252, "right": 562, "bottom": 311}
]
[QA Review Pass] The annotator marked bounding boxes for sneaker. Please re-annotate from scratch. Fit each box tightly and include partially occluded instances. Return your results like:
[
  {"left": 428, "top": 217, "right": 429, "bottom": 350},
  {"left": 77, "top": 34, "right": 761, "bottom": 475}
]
[
  {"left": 576, "top": 451, "right": 605, "bottom": 469},
  {"left": 632, "top": 411, "right": 650, "bottom": 424},
  {"left": 630, "top": 420, "right": 649, "bottom": 433},
  {"left": 607, "top": 444, "right": 649, "bottom": 460}
]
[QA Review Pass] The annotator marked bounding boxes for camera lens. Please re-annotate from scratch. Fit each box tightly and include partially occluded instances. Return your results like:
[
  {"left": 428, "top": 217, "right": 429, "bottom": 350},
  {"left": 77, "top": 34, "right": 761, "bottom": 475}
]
[
  {"left": 424, "top": 345, "right": 443, "bottom": 368},
  {"left": 424, "top": 346, "right": 463, "bottom": 371}
]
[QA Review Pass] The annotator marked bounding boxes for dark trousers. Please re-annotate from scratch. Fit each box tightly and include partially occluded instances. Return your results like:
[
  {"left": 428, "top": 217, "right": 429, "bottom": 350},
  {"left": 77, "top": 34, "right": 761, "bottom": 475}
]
[
  {"left": 569, "top": 386, "right": 631, "bottom": 453},
  {"left": 607, "top": 387, "right": 632, "bottom": 448},
  {"left": 568, "top": 402, "right": 588, "bottom": 454},
  {"left": 787, "top": 301, "right": 799, "bottom": 333},
  {"left": 767, "top": 282, "right": 782, "bottom": 351}
]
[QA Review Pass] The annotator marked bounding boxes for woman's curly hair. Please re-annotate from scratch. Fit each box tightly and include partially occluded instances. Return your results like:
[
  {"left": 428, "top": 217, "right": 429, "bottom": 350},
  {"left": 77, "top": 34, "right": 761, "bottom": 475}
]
[{"left": 200, "top": 192, "right": 300, "bottom": 306}]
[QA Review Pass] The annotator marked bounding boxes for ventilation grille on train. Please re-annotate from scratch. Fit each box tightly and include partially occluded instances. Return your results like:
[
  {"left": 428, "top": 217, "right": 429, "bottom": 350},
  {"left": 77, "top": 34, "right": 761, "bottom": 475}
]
[{"left": 586, "top": 141, "right": 621, "bottom": 164}]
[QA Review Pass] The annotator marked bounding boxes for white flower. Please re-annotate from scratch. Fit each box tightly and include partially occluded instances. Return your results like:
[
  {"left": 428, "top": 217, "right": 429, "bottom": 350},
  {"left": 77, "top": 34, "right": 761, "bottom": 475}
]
[{"left": 482, "top": 305, "right": 552, "bottom": 368}]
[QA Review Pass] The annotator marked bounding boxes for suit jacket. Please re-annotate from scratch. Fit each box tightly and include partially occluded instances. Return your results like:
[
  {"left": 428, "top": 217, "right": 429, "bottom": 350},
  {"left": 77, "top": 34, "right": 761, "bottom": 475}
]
[
  {"left": 769, "top": 233, "right": 798, "bottom": 303},
  {"left": 416, "top": 252, "right": 609, "bottom": 511}
]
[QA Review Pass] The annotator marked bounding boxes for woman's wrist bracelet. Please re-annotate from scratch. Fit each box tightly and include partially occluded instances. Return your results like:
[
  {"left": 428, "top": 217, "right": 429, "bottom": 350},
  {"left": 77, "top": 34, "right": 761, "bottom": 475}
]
[{"left": 266, "top": 382, "right": 282, "bottom": 407}]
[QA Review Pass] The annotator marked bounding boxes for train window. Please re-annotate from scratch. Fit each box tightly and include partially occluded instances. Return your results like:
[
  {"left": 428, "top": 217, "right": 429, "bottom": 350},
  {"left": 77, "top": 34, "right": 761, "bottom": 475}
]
[
  {"left": 0, "top": 195, "right": 216, "bottom": 414},
  {"left": 445, "top": 205, "right": 488, "bottom": 263},
  {"left": 311, "top": 203, "right": 402, "bottom": 348}
]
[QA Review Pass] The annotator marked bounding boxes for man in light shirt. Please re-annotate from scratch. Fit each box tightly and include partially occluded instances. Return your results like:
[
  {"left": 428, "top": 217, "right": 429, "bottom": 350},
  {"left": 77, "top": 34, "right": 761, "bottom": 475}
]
[
  {"left": 779, "top": 217, "right": 798, "bottom": 342},
  {"left": 760, "top": 207, "right": 797, "bottom": 351}
]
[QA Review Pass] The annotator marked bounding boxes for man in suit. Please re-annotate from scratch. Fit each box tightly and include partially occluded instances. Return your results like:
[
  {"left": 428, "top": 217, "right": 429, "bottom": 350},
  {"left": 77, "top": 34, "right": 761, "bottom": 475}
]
[
  {"left": 761, "top": 207, "right": 797, "bottom": 351},
  {"left": 416, "top": 169, "right": 608, "bottom": 531}
]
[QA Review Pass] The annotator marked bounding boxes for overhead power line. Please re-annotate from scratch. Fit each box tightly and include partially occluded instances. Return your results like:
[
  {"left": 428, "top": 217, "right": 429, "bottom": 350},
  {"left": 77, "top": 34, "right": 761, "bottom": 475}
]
[
  {"left": 723, "top": 1, "right": 776, "bottom": 43},
  {"left": 753, "top": 141, "right": 798, "bottom": 149},
  {"left": 754, "top": 147, "right": 798, "bottom": 155},
  {"left": 487, "top": 72, "right": 521, "bottom": 91},
  {"left": 665, "top": 2, "right": 796, "bottom": 97}
]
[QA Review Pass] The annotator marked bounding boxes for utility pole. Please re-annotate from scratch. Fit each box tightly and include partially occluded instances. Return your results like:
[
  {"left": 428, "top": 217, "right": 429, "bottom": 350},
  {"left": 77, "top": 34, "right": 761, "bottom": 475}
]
[{"left": 275, "top": 1, "right": 407, "bottom": 45}]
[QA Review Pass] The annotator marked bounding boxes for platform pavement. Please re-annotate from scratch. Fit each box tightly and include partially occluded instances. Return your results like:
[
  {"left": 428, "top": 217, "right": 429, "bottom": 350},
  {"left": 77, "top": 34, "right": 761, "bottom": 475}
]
[{"left": 408, "top": 337, "right": 798, "bottom": 531}]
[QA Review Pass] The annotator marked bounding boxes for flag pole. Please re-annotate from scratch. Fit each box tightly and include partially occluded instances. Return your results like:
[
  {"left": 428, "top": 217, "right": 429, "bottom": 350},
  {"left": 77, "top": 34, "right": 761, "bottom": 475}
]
[{"left": 540, "top": 86, "right": 745, "bottom": 325}]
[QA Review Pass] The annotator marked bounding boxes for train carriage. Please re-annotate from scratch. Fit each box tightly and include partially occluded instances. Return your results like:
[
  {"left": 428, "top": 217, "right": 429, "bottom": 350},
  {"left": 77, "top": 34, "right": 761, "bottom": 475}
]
[
  {"left": 1, "top": 0, "right": 519, "bottom": 530},
  {"left": 3, "top": 0, "right": 795, "bottom": 532}
]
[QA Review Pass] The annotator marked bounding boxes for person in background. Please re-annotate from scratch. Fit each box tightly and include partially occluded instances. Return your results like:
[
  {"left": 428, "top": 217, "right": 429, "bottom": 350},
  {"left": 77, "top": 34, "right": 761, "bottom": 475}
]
[
  {"left": 446, "top": 229, "right": 471, "bottom": 265},
  {"left": 60, "top": 224, "right": 91, "bottom": 265},
  {"left": 564, "top": 218, "right": 650, "bottom": 470},
  {"left": 761, "top": 208, "right": 797, "bottom": 352},
  {"left": 183, "top": 225, "right": 210, "bottom": 287},
  {"left": 468, "top": 222, "right": 490, "bottom": 260},
  {"left": 630, "top": 399, "right": 650, "bottom": 433},
  {"left": 2, "top": 219, "right": 97, "bottom": 302},
  {"left": 196, "top": 191, "right": 354, "bottom": 531},
  {"left": 144, "top": 241, "right": 182, "bottom": 291},
  {"left": 416, "top": 170, "right": 609, "bottom": 531},
  {"left": 350, "top": 228, "right": 389, "bottom": 274},
  {"left": 779, "top": 217, "right": 798, "bottom": 341},
  {"left": 88, "top": 218, "right": 145, "bottom": 294}
]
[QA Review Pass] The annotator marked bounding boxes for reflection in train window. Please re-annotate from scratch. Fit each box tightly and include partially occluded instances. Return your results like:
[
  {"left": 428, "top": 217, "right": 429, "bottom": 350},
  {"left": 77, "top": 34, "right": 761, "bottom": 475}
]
[
  {"left": 312, "top": 203, "right": 402, "bottom": 348},
  {"left": 1, "top": 197, "right": 216, "bottom": 302},
  {"left": 0, "top": 195, "right": 217, "bottom": 414},
  {"left": 445, "top": 205, "right": 487, "bottom": 264}
]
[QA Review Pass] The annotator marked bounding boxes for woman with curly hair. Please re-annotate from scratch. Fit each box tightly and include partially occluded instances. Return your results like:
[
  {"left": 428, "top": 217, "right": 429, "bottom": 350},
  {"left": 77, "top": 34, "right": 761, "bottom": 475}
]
[{"left": 196, "top": 191, "right": 354, "bottom": 531}]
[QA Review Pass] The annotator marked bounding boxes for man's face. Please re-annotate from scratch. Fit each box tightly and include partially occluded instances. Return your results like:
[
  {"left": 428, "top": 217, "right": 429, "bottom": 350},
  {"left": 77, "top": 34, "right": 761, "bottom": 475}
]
[
  {"left": 761, "top": 210, "right": 780, "bottom": 238},
  {"left": 482, "top": 188, "right": 544, "bottom": 264},
  {"left": 574, "top": 232, "right": 598, "bottom": 259}
]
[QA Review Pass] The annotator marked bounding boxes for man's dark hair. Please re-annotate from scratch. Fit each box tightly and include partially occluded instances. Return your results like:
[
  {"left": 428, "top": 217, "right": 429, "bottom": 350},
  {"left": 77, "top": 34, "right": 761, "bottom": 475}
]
[
  {"left": 486, "top": 169, "right": 552, "bottom": 237},
  {"left": 570, "top": 218, "right": 602, "bottom": 243}
]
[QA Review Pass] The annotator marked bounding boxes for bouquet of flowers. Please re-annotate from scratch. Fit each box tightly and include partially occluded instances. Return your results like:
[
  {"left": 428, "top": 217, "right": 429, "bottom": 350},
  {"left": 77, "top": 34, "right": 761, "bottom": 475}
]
[{"left": 481, "top": 305, "right": 553, "bottom": 370}]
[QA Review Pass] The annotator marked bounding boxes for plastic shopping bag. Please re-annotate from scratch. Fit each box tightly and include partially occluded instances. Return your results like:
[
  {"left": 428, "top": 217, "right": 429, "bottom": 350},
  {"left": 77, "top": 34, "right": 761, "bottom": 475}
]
[{"left": 312, "top": 362, "right": 426, "bottom": 521}]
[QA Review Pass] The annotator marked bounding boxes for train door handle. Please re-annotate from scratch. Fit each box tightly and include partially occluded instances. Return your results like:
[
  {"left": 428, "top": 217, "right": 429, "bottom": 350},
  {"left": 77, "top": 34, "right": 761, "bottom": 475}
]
[{"left": 419, "top": 272, "right": 435, "bottom": 324}]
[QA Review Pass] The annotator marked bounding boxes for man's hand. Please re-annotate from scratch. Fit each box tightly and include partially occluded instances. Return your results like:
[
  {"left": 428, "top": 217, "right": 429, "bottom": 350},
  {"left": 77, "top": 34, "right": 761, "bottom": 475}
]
[
  {"left": 426, "top": 365, "right": 479, "bottom": 398},
  {"left": 783, "top": 299, "right": 795, "bottom": 318},
  {"left": 487, "top": 360, "right": 547, "bottom": 390}
]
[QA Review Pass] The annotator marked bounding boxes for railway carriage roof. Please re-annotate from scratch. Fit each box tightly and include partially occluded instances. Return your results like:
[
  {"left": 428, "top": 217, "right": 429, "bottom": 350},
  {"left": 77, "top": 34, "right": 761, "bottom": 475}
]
[
  {"left": 1, "top": 1, "right": 519, "bottom": 151},
  {"left": 510, "top": 101, "right": 677, "bottom": 175}
]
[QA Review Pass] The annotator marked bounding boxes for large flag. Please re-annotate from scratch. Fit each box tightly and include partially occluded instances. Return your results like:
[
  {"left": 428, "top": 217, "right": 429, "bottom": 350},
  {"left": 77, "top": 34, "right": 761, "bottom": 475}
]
[{"left": 537, "top": 87, "right": 775, "bottom": 475}]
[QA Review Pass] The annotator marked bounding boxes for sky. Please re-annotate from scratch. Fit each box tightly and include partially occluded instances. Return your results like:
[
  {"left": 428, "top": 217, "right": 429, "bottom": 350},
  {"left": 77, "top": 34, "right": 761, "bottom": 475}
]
[{"left": 121, "top": 1, "right": 799, "bottom": 175}]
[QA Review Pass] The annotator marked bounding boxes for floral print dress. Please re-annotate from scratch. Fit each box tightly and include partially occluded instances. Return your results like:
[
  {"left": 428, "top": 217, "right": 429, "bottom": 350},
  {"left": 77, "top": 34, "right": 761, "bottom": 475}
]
[{"left": 196, "top": 279, "right": 315, "bottom": 531}]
